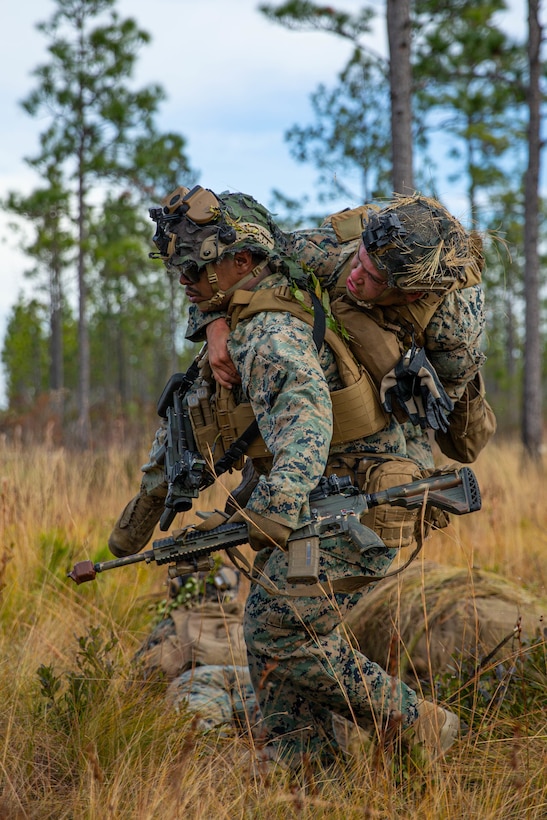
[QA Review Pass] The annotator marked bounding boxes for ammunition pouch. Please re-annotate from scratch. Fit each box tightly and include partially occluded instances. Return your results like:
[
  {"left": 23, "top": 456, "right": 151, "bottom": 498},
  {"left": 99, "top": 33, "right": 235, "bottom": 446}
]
[
  {"left": 435, "top": 372, "right": 496, "bottom": 463},
  {"left": 185, "top": 381, "right": 226, "bottom": 464}
]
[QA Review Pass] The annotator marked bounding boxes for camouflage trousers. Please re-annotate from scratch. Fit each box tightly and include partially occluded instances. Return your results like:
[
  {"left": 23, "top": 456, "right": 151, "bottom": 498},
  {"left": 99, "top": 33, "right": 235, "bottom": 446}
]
[
  {"left": 244, "top": 532, "right": 420, "bottom": 765},
  {"left": 166, "top": 664, "right": 256, "bottom": 732}
]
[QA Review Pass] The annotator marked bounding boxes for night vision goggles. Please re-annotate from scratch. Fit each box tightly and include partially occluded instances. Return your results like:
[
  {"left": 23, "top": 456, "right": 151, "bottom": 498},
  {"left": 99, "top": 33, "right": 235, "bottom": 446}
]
[
  {"left": 149, "top": 185, "right": 279, "bottom": 276},
  {"left": 149, "top": 185, "right": 226, "bottom": 264}
]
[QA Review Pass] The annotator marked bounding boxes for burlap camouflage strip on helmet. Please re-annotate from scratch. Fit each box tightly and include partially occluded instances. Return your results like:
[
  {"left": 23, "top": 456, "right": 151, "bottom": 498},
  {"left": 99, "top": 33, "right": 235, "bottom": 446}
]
[{"left": 362, "top": 194, "right": 484, "bottom": 293}]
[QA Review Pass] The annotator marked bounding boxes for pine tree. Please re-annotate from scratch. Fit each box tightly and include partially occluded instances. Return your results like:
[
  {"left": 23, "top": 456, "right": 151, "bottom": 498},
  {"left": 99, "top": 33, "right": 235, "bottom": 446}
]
[{"left": 20, "top": 0, "right": 194, "bottom": 447}]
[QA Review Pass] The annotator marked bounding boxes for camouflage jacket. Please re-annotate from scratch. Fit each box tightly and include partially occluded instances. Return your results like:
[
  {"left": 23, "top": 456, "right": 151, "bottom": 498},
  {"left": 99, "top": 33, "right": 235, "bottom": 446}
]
[{"left": 200, "top": 271, "right": 409, "bottom": 531}]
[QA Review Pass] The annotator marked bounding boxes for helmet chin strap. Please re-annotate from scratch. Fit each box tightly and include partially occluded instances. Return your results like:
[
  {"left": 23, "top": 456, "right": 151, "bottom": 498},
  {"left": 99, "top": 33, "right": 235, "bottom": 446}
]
[
  {"left": 196, "top": 258, "right": 269, "bottom": 312},
  {"left": 345, "top": 286, "right": 376, "bottom": 310}
]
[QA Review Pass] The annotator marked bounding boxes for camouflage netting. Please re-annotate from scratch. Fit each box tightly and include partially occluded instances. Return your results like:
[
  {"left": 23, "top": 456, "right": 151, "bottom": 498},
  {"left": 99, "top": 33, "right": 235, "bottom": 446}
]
[
  {"left": 343, "top": 561, "right": 546, "bottom": 690},
  {"left": 363, "top": 194, "right": 484, "bottom": 293}
]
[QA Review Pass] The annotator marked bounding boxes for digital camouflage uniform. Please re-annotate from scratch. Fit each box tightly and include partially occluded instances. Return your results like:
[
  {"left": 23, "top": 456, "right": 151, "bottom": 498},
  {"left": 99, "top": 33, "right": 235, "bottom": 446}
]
[{"left": 167, "top": 664, "right": 256, "bottom": 733}]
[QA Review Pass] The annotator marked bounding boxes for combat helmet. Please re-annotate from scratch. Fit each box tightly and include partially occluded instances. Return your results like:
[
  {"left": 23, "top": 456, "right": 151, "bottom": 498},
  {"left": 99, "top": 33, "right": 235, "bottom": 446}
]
[
  {"left": 149, "top": 185, "right": 300, "bottom": 307},
  {"left": 361, "top": 194, "right": 484, "bottom": 294}
]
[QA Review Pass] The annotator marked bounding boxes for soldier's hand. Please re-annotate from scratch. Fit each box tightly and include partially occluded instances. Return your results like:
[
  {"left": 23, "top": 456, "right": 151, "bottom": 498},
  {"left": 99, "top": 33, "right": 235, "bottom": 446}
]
[
  {"left": 380, "top": 345, "right": 453, "bottom": 432},
  {"left": 414, "top": 353, "right": 454, "bottom": 432},
  {"left": 206, "top": 318, "right": 241, "bottom": 388},
  {"left": 229, "top": 509, "right": 291, "bottom": 551}
]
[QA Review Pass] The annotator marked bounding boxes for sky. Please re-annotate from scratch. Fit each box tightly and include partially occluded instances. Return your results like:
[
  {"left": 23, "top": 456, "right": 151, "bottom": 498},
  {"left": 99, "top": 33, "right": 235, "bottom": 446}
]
[{"left": 0, "top": 0, "right": 530, "bottom": 406}]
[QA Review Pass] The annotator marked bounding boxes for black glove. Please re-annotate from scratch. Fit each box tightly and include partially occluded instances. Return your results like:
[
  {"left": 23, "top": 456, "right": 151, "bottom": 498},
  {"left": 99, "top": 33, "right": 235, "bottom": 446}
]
[{"left": 380, "top": 345, "right": 454, "bottom": 432}]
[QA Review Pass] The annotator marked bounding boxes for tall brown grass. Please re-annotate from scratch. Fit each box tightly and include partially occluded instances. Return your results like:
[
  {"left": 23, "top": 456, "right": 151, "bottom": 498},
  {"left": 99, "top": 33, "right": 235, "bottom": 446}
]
[{"left": 0, "top": 438, "right": 545, "bottom": 818}]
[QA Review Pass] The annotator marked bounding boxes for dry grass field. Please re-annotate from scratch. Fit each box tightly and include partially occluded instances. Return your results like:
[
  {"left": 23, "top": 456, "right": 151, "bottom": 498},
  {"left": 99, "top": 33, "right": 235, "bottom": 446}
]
[{"left": 0, "top": 438, "right": 545, "bottom": 818}]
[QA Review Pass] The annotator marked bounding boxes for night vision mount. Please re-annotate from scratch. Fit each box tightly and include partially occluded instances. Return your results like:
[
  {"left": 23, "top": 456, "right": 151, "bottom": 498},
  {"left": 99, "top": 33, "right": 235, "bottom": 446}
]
[{"left": 149, "top": 185, "right": 221, "bottom": 261}]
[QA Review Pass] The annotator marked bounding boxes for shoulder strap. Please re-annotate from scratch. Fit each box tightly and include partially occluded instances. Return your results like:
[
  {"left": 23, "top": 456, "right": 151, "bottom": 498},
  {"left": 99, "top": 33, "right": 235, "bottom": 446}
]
[
  {"left": 226, "top": 526, "right": 424, "bottom": 598},
  {"left": 230, "top": 286, "right": 361, "bottom": 386},
  {"left": 394, "top": 293, "right": 445, "bottom": 335}
]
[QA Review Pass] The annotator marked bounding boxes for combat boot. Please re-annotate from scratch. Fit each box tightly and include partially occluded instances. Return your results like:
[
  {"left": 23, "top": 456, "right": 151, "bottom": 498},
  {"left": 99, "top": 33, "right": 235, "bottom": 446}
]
[
  {"left": 409, "top": 699, "right": 459, "bottom": 760},
  {"left": 108, "top": 487, "right": 166, "bottom": 557}
]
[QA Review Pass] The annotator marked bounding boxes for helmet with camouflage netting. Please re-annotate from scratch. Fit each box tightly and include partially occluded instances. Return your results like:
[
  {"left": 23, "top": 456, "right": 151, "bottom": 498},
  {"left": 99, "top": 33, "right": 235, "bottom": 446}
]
[
  {"left": 361, "top": 194, "right": 484, "bottom": 294},
  {"left": 149, "top": 184, "right": 301, "bottom": 280}
]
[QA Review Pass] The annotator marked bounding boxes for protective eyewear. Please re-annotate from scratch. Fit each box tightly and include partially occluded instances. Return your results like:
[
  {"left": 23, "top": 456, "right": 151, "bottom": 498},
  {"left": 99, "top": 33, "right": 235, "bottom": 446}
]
[{"left": 166, "top": 259, "right": 202, "bottom": 283}]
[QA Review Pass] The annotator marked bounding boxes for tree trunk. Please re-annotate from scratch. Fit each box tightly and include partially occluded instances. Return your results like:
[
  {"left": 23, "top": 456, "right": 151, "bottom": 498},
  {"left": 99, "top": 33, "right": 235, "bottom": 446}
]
[
  {"left": 49, "top": 250, "right": 65, "bottom": 438},
  {"left": 387, "top": 0, "right": 414, "bottom": 193},
  {"left": 49, "top": 258, "right": 63, "bottom": 393},
  {"left": 77, "top": 160, "right": 91, "bottom": 450},
  {"left": 522, "top": 0, "right": 543, "bottom": 461}
]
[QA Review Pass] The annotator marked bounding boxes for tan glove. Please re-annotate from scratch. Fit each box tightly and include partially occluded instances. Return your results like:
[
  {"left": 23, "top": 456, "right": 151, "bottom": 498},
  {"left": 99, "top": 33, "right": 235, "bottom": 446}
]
[{"left": 229, "top": 509, "right": 291, "bottom": 552}]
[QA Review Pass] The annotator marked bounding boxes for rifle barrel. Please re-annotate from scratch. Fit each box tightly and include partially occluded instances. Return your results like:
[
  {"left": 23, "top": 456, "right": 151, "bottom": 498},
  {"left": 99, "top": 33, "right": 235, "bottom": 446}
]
[{"left": 68, "top": 549, "right": 154, "bottom": 584}]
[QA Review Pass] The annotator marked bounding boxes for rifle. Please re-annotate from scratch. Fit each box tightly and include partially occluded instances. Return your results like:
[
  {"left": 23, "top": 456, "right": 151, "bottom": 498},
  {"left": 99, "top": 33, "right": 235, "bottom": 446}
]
[
  {"left": 156, "top": 350, "right": 266, "bottom": 532},
  {"left": 156, "top": 346, "right": 214, "bottom": 531},
  {"left": 69, "top": 467, "right": 481, "bottom": 587}
]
